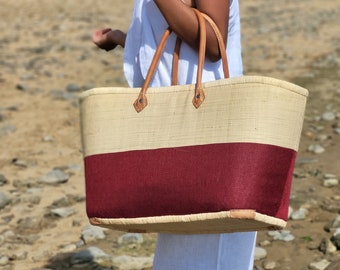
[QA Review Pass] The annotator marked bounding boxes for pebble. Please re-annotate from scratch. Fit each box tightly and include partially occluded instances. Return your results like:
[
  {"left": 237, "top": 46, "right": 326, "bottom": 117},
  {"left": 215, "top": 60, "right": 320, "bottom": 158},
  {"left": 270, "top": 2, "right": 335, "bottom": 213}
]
[
  {"left": 0, "top": 123, "right": 16, "bottom": 136},
  {"left": 263, "top": 260, "right": 276, "bottom": 269},
  {"left": 16, "top": 216, "right": 47, "bottom": 234},
  {"left": 331, "top": 229, "right": 340, "bottom": 249},
  {"left": 39, "top": 169, "right": 69, "bottom": 185},
  {"left": 23, "top": 194, "right": 41, "bottom": 205},
  {"left": 322, "top": 111, "right": 336, "bottom": 121},
  {"left": 12, "top": 158, "right": 38, "bottom": 168},
  {"left": 70, "top": 246, "right": 112, "bottom": 267},
  {"left": 0, "top": 235, "right": 4, "bottom": 245},
  {"left": 309, "top": 259, "right": 331, "bottom": 270},
  {"left": 321, "top": 199, "right": 340, "bottom": 213},
  {"left": 267, "top": 230, "right": 295, "bottom": 242},
  {"left": 3, "top": 230, "right": 15, "bottom": 239},
  {"left": 51, "top": 194, "right": 85, "bottom": 208},
  {"left": 66, "top": 83, "right": 82, "bottom": 92},
  {"left": 32, "top": 250, "right": 52, "bottom": 263},
  {"left": 55, "top": 163, "right": 82, "bottom": 172},
  {"left": 67, "top": 163, "right": 82, "bottom": 171},
  {"left": 334, "top": 228, "right": 340, "bottom": 237},
  {"left": 307, "top": 241, "right": 320, "bottom": 250},
  {"left": 10, "top": 251, "right": 28, "bottom": 261},
  {"left": 254, "top": 247, "right": 267, "bottom": 260},
  {"left": 16, "top": 83, "right": 30, "bottom": 91},
  {"left": 332, "top": 195, "right": 340, "bottom": 201},
  {"left": 42, "top": 135, "right": 54, "bottom": 142},
  {"left": 81, "top": 225, "right": 107, "bottom": 244},
  {"left": 291, "top": 208, "right": 308, "bottom": 220},
  {"left": 0, "top": 110, "right": 6, "bottom": 122},
  {"left": 295, "top": 157, "right": 318, "bottom": 165},
  {"left": 0, "top": 192, "right": 11, "bottom": 210},
  {"left": 325, "top": 260, "right": 340, "bottom": 270},
  {"left": 19, "top": 73, "right": 35, "bottom": 80},
  {"left": 112, "top": 255, "right": 154, "bottom": 270},
  {"left": 12, "top": 179, "right": 39, "bottom": 189},
  {"left": 12, "top": 158, "right": 31, "bottom": 168},
  {"left": 259, "top": 240, "right": 271, "bottom": 247},
  {"left": 288, "top": 206, "right": 293, "bottom": 219},
  {"left": 323, "top": 178, "right": 339, "bottom": 187},
  {"left": 330, "top": 216, "right": 340, "bottom": 229},
  {"left": 0, "top": 256, "right": 9, "bottom": 266},
  {"left": 324, "top": 173, "right": 337, "bottom": 179},
  {"left": 308, "top": 144, "right": 325, "bottom": 154},
  {"left": 60, "top": 243, "right": 77, "bottom": 253},
  {"left": 322, "top": 174, "right": 339, "bottom": 187},
  {"left": 319, "top": 238, "right": 337, "bottom": 254},
  {"left": 27, "top": 187, "right": 44, "bottom": 194},
  {"left": 50, "top": 207, "right": 76, "bottom": 218},
  {"left": 0, "top": 174, "right": 8, "bottom": 186},
  {"left": 118, "top": 233, "right": 144, "bottom": 245},
  {"left": 49, "top": 89, "right": 78, "bottom": 101},
  {"left": 72, "top": 219, "right": 82, "bottom": 227}
]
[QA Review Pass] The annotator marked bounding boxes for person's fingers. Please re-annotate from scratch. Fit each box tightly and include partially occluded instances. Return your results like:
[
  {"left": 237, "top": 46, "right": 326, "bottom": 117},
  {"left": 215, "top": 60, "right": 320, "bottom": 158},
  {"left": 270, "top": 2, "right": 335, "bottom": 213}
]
[
  {"left": 91, "top": 28, "right": 117, "bottom": 51},
  {"left": 101, "top": 28, "right": 112, "bottom": 34},
  {"left": 92, "top": 28, "right": 112, "bottom": 43},
  {"left": 92, "top": 30, "right": 104, "bottom": 43}
]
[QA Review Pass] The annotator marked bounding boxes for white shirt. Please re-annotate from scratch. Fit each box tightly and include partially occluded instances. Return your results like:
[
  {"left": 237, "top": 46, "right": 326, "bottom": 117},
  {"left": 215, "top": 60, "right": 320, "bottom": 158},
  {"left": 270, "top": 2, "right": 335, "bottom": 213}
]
[
  {"left": 124, "top": 0, "right": 243, "bottom": 87},
  {"left": 122, "top": 2, "right": 256, "bottom": 269}
]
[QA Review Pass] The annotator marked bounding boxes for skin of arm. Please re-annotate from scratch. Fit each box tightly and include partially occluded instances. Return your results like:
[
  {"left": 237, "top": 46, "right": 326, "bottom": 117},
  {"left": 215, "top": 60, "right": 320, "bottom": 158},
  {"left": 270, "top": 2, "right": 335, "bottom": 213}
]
[
  {"left": 92, "top": 0, "right": 230, "bottom": 62},
  {"left": 92, "top": 28, "right": 126, "bottom": 50},
  {"left": 154, "top": 0, "right": 230, "bottom": 62}
]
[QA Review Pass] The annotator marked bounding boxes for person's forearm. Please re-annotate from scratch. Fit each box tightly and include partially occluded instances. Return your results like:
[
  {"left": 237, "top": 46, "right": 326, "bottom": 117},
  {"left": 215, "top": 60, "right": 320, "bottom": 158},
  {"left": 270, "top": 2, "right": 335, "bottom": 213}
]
[
  {"left": 154, "top": 0, "right": 229, "bottom": 62},
  {"left": 109, "top": 29, "right": 126, "bottom": 48}
]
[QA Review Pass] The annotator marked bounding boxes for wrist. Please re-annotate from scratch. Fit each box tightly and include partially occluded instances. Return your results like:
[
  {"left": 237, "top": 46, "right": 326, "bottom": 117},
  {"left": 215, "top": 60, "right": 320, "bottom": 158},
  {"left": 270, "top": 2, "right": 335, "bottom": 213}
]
[{"left": 108, "top": 30, "right": 126, "bottom": 48}]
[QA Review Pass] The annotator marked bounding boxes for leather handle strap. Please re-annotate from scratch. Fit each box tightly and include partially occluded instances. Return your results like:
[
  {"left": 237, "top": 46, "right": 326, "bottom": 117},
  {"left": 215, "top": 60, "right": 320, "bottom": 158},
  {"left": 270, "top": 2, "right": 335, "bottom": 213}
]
[
  {"left": 171, "top": 37, "right": 182, "bottom": 85},
  {"left": 134, "top": 27, "right": 172, "bottom": 112},
  {"left": 134, "top": 9, "right": 229, "bottom": 112},
  {"left": 201, "top": 13, "right": 229, "bottom": 79},
  {"left": 172, "top": 12, "right": 230, "bottom": 84},
  {"left": 191, "top": 8, "right": 207, "bottom": 108}
]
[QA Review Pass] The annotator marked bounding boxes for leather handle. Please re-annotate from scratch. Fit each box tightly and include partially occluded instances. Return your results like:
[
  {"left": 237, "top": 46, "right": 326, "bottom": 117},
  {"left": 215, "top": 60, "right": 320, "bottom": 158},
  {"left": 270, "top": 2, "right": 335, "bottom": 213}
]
[
  {"left": 171, "top": 37, "right": 182, "bottom": 85},
  {"left": 172, "top": 12, "right": 230, "bottom": 84},
  {"left": 134, "top": 9, "right": 229, "bottom": 112},
  {"left": 191, "top": 8, "right": 206, "bottom": 109},
  {"left": 133, "top": 28, "right": 172, "bottom": 112},
  {"left": 201, "top": 13, "right": 229, "bottom": 79}
]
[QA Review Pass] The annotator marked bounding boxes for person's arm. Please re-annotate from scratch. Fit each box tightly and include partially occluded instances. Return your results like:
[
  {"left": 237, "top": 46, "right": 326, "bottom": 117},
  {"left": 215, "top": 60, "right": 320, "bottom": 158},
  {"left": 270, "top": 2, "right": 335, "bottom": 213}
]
[
  {"left": 92, "top": 28, "right": 126, "bottom": 51},
  {"left": 154, "top": 0, "right": 230, "bottom": 62}
]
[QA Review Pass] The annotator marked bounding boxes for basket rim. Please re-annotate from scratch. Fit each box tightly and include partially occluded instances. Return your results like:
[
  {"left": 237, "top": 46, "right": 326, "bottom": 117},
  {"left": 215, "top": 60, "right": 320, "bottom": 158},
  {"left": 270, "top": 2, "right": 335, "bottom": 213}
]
[
  {"left": 88, "top": 209, "right": 287, "bottom": 234},
  {"left": 79, "top": 75, "right": 309, "bottom": 100}
]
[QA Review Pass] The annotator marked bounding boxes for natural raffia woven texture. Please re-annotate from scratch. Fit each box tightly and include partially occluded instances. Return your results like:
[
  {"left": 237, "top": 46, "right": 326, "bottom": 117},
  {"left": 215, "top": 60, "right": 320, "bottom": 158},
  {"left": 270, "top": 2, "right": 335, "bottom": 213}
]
[
  {"left": 80, "top": 76, "right": 308, "bottom": 234},
  {"left": 81, "top": 76, "right": 307, "bottom": 156}
]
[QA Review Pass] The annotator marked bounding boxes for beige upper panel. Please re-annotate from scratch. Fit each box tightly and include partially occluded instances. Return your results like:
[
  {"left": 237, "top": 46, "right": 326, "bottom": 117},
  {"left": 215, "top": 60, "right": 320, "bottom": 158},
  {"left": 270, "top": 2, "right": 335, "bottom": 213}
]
[{"left": 80, "top": 76, "right": 308, "bottom": 157}]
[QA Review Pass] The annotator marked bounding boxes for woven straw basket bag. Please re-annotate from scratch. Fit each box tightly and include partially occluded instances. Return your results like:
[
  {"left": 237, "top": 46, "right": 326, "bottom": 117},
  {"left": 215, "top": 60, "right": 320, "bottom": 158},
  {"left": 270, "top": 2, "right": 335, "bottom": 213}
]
[{"left": 80, "top": 9, "right": 308, "bottom": 234}]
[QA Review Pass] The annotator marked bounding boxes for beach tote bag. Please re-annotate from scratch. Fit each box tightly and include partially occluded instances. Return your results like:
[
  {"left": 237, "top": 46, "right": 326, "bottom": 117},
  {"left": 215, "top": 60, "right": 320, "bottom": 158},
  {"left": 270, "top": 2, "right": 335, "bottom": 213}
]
[{"left": 80, "top": 9, "right": 308, "bottom": 234}]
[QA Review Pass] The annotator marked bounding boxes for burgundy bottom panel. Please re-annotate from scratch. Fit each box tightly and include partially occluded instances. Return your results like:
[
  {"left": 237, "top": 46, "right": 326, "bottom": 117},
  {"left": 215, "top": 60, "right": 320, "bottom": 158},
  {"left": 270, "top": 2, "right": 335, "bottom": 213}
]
[{"left": 85, "top": 143, "right": 296, "bottom": 221}]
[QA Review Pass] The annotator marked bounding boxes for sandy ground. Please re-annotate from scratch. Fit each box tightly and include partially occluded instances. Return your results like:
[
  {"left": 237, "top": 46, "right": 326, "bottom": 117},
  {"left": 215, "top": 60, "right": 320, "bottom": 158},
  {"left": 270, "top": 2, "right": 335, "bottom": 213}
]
[{"left": 0, "top": 0, "right": 339, "bottom": 269}]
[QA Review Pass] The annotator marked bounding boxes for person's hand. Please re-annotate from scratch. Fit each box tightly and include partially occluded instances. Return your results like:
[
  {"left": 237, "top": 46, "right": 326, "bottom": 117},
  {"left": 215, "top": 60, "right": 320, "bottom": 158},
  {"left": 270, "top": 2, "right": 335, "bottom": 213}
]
[{"left": 92, "top": 28, "right": 118, "bottom": 51}]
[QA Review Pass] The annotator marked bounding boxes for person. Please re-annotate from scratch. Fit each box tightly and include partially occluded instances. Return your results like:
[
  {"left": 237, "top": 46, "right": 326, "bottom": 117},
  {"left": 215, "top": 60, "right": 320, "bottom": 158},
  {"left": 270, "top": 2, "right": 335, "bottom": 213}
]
[{"left": 92, "top": 0, "right": 257, "bottom": 269}]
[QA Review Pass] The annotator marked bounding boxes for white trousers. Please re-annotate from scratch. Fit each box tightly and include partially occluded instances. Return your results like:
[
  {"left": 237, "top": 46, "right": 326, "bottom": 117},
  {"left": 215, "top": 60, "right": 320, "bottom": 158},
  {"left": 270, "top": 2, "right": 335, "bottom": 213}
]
[{"left": 153, "top": 232, "right": 257, "bottom": 270}]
